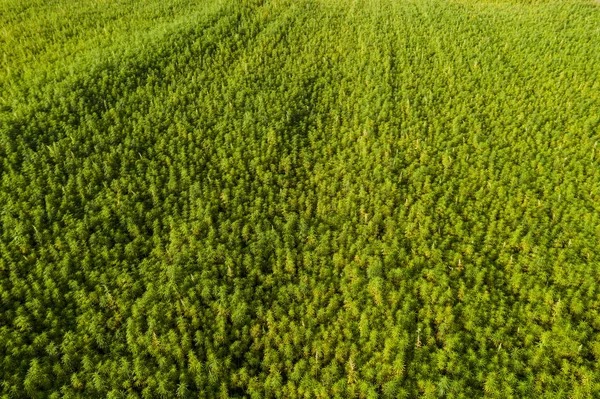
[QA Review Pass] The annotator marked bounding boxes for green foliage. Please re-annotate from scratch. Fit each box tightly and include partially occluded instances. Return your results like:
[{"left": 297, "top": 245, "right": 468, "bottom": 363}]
[{"left": 1, "top": 0, "right": 600, "bottom": 397}]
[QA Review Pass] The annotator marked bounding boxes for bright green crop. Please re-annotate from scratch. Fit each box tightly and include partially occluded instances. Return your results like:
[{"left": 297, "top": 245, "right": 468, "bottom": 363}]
[{"left": 1, "top": 0, "right": 600, "bottom": 398}]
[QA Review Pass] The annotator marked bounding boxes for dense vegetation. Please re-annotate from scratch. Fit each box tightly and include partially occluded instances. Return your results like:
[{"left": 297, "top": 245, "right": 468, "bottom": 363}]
[{"left": 1, "top": 0, "right": 600, "bottom": 397}]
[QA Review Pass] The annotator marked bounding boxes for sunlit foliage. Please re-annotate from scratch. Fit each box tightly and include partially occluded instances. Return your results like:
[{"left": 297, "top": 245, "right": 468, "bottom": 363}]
[{"left": 1, "top": 0, "right": 600, "bottom": 397}]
